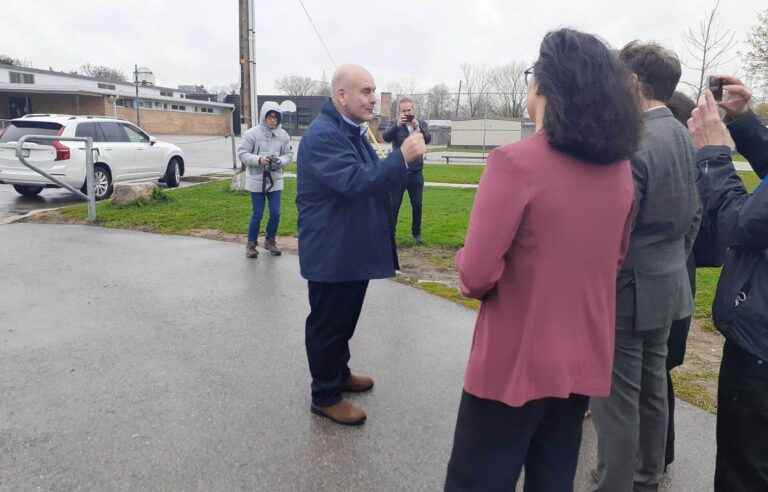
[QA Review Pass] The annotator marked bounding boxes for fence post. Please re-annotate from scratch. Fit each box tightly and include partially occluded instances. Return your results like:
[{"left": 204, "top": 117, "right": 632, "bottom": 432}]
[
  {"left": 230, "top": 110, "right": 238, "bottom": 170},
  {"left": 85, "top": 137, "right": 96, "bottom": 222}
]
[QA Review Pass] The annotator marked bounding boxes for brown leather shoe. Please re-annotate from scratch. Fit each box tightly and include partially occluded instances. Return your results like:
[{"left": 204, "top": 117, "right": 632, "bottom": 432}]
[
  {"left": 311, "top": 400, "right": 367, "bottom": 426},
  {"left": 245, "top": 240, "right": 258, "bottom": 258},
  {"left": 342, "top": 374, "right": 374, "bottom": 393}
]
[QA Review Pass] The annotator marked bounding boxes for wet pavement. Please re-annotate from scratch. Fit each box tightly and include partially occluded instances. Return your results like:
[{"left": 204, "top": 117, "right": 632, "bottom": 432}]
[{"left": 0, "top": 224, "right": 716, "bottom": 491}]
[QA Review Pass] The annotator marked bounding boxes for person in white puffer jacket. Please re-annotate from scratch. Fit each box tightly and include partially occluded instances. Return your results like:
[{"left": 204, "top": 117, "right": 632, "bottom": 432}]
[{"left": 237, "top": 101, "right": 292, "bottom": 258}]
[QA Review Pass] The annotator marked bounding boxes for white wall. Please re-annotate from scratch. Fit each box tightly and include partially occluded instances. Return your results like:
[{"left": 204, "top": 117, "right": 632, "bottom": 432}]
[{"left": 451, "top": 119, "right": 522, "bottom": 147}]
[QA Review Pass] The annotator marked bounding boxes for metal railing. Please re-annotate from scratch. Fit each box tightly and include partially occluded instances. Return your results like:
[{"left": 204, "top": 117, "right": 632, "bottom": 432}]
[{"left": 15, "top": 135, "right": 96, "bottom": 221}]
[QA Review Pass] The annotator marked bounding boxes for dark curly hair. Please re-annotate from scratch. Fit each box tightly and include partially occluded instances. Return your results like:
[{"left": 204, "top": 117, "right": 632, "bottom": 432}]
[
  {"left": 619, "top": 41, "right": 681, "bottom": 103},
  {"left": 667, "top": 91, "right": 696, "bottom": 126},
  {"left": 535, "top": 29, "right": 642, "bottom": 164}
]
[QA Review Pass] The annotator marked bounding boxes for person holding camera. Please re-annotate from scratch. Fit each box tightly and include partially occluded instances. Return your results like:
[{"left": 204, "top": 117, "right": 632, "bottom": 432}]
[
  {"left": 238, "top": 102, "right": 292, "bottom": 258},
  {"left": 383, "top": 96, "right": 431, "bottom": 243},
  {"left": 688, "top": 78, "right": 768, "bottom": 491}
]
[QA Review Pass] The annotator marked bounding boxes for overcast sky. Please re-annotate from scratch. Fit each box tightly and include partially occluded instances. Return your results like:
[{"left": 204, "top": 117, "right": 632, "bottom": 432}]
[{"left": 3, "top": 0, "right": 765, "bottom": 94}]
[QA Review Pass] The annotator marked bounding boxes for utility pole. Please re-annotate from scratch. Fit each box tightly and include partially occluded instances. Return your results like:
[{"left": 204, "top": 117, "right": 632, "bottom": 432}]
[
  {"left": 238, "top": 0, "right": 252, "bottom": 129},
  {"left": 134, "top": 64, "right": 141, "bottom": 126},
  {"left": 455, "top": 80, "right": 462, "bottom": 120},
  {"left": 248, "top": 0, "right": 258, "bottom": 127}
]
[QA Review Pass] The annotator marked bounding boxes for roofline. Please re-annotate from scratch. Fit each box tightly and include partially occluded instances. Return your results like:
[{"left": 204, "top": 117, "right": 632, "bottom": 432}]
[
  {"left": 0, "top": 84, "right": 234, "bottom": 108},
  {"left": 0, "top": 63, "right": 197, "bottom": 94}
]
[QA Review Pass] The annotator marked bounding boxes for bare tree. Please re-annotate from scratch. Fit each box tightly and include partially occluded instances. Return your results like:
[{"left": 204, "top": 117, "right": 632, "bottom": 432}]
[
  {"left": 490, "top": 62, "right": 528, "bottom": 118},
  {"left": 744, "top": 8, "right": 768, "bottom": 96},
  {"left": 460, "top": 63, "right": 493, "bottom": 118},
  {"left": 425, "top": 84, "right": 453, "bottom": 120},
  {"left": 682, "top": 0, "right": 738, "bottom": 100},
  {"left": 211, "top": 82, "right": 241, "bottom": 99},
  {"left": 0, "top": 54, "right": 30, "bottom": 67},
  {"left": 313, "top": 71, "right": 331, "bottom": 96},
  {"left": 78, "top": 63, "right": 127, "bottom": 83},
  {"left": 275, "top": 75, "right": 316, "bottom": 96}
]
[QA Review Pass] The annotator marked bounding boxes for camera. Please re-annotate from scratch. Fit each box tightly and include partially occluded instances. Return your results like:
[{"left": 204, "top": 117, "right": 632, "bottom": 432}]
[
  {"left": 404, "top": 114, "right": 415, "bottom": 122},
  {"left": 266, "top": 155, "right": 282, "bottom": 172},
  {"left": 708, "top": 76, "right": 724, "bottom": 102}
]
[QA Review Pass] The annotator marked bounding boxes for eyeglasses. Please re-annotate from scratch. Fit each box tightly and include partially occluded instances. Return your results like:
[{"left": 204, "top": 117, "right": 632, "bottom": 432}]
[{"left": 524, "top": 66, "right": 535, "bottom": 86}]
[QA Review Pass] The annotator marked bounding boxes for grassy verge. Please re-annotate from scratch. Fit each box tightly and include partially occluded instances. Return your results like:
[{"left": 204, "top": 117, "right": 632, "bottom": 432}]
[
  {"left": 285, "top": 162, "right": 485, "bottom": 185},
  {"left": 671, "top": 370, "right": 718, "bottom": 413}
]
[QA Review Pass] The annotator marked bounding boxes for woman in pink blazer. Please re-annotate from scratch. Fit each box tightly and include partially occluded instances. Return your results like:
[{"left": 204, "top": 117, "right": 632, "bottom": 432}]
[{"left": 444, "top": 28, "right": 642, "bottom": 492}]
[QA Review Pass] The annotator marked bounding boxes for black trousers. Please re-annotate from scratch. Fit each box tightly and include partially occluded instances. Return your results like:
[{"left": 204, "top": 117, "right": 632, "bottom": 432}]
[
  {"left": 305, "top": 280, "right": 369, "bottom": 407},
  {"left": 392, "top": 171, "right": 424, "bottom": 237},
  {"left": 715, "top": 341, "right": 768, "bottom": 492},
  {"left": 445, "top": 391, "right": 589, "bottom": 492},
  {"left": 665, "top": 315, "right": 691, "bottom": 466}
]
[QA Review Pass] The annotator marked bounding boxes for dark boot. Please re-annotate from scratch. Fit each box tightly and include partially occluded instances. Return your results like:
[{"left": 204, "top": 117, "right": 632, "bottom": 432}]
[
  {"left": 264, "top": 238, "right": 282, "bottom": 256},
  {"left": 246, "top": 240, "right": 259, "bottom": 258}
]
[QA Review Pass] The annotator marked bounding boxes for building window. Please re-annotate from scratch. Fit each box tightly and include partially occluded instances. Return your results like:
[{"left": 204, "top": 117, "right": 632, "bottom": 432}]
[
  {"left": 97, "top": 82, "right": 116, "bottom": 90},
  {"left": 194, "top": 106, "right": 199, "bottom": 112},
  {"left": 10, "top": 72, "right": 34, "bottom": 84},
  {"left": 160, "top": 89, "right": 173, "bottom": 97}
]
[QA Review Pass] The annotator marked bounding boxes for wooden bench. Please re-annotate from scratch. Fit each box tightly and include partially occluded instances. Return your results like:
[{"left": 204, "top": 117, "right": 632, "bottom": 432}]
[{"left": 441, "top": 154, "right": 486, "bottom": 165}]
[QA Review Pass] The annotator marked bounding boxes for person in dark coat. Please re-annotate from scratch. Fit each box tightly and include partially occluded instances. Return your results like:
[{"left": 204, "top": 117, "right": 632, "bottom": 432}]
[
  {"left": 688, "top": 79, "right": 768, "bottom": 491},
  {"left": 383, "top": 96, "right": 432, "bottom": 243},
  {"left": 296, "top": 64, "right": 426, "bottom": 426},
  {"left": 663, "top": 91, "right": 699, "bottom": 469}
]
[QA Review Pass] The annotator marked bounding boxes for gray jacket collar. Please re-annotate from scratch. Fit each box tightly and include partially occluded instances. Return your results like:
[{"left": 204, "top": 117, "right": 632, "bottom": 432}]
[{"left": 644, "top": 106, "right": 673, "bottom": 122}]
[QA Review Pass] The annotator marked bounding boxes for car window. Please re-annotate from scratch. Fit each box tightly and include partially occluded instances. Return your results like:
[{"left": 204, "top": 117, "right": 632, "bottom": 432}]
[
  {"left": 75, "top": 122, "right": 106, "bottom": 142},
  {"left": 0, "top": 122, "right": 62, "bottom": 144},
  {"left": 97, "top": 122, "right": 129, "bottom": 143},
  {"left": 121, "top": 124, "right": 150, "bottom": 143}
]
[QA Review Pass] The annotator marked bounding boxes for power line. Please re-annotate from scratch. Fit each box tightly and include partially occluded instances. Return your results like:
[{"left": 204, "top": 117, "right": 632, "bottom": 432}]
[{"left": 296, "top": 0, "right": 337, "bottom": 68}]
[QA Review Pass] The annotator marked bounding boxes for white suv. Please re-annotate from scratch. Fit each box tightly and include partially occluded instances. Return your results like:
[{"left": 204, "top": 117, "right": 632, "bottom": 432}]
[{"left": 0, "top": 115, "right": 185, "bottom": 200}]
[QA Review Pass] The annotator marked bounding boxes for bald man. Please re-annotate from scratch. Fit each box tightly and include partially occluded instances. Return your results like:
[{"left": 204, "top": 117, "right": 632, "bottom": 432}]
[{"left": 296, "top": 64, "right": 426, "bottom": 425}]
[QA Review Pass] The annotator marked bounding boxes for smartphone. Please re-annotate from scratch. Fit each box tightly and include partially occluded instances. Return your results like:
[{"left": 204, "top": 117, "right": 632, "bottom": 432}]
[{"left": 708, "top": 76, "right": 723, "bottom": 101}]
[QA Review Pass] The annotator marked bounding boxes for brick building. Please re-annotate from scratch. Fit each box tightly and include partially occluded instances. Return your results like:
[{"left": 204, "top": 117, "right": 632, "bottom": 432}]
[{"left": 0, "top": 64, "right": 234, "bottom": 135}]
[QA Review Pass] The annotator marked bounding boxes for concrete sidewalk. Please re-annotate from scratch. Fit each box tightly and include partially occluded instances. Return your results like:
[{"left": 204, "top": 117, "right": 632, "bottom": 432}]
[{"left": 0, "top": 224, "right": 715, "bottom": 491}]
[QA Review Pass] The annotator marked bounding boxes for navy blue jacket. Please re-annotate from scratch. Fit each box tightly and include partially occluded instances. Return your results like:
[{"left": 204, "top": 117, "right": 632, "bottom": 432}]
[
  {"left": 697, "top": 111, "right": 768, "bottom": 360},
  {"left": 296, "top": 99, "right": 408, "bottom": 282}
]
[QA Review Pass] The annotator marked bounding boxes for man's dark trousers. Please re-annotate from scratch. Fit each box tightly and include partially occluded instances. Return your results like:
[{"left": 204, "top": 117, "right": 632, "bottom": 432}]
[
  {"left": 392, "top": 171, "right": 424, "bottom": 237},
  {"left": 715, "top": 341, "right": 768, "bottom": 491},
  {"left": 305, "top": 280, "right": 369, "bottom": 407}
]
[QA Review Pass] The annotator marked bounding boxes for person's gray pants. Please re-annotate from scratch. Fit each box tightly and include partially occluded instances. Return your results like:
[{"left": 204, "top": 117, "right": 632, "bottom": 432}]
[{"left": 591, "top": 326, "right": 670, "bottom": 492}]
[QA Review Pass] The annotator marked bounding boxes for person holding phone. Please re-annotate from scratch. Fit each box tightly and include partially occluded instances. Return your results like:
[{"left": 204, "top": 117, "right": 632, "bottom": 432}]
[
  {"left": 383, "top": 97, "right": 431, "bottom": 243},
  {"left": 688, "top": 78, "right": 768, "bottom": 491}
]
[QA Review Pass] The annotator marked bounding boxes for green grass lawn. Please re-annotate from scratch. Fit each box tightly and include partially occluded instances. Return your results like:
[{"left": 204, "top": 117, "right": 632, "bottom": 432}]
[
  {"left": 285, "top": 162, "right": 485, "bottom": 185},
  {"left": 60, "top": 178, "right": 476, "bottom": 248}
]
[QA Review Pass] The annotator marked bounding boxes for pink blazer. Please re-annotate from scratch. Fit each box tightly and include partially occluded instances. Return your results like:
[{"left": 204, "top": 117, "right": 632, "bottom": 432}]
[{"left": 457, "top": 133, "right": 635, "bottom": 407}]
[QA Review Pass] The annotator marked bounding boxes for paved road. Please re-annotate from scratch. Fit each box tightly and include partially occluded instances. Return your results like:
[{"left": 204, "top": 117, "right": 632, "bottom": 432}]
[{"left": 1, "top": 224, "right": 716, "bottom": 491}]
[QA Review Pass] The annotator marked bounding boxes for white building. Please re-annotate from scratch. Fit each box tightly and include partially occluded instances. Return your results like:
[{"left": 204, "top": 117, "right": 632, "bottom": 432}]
[{"left": 0, "top": 64, "right": 234, "bottom": 135}]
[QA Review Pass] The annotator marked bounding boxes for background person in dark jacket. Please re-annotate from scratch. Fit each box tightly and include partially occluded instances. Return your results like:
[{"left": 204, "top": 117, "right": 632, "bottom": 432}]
[
  {"left": 663, "top": 91, "right": 699, "bottom": 470},
  {"left": 688, "top": 80, "right": 768, "bottom": 492},
  {"left": 296, "top": 64, "right": 426, "bottom": 426},
  {"left": 383, "top": 97, "right": 432, "bottom": 243}
]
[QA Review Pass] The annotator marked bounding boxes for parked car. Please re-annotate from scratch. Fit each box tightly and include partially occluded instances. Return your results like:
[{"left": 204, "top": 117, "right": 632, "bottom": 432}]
[{"left": 0, "top": 115, "right": 185, "bottom": 200}]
